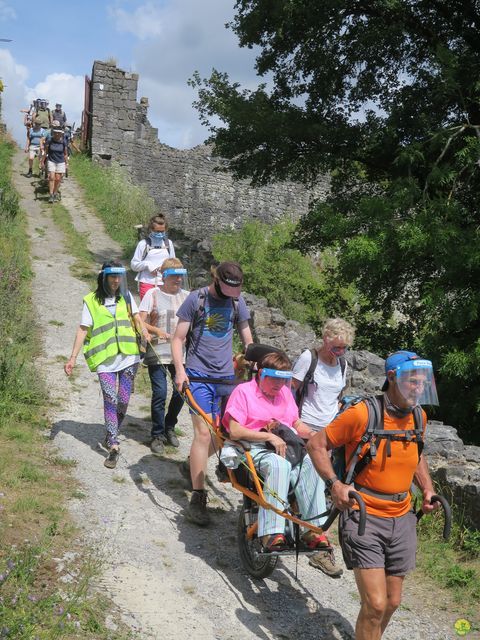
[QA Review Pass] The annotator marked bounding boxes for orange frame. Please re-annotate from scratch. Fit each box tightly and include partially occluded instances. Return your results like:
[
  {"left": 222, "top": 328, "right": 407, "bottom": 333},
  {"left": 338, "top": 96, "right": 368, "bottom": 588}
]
[{"left": 184, "top": 387, "right": 325, "bottom": 537}]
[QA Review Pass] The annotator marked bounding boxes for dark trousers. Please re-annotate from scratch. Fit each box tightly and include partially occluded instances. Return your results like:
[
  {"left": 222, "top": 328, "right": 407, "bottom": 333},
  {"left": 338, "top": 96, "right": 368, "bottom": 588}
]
[{"left": 148, "top": 363, "right": 184, "bottom": 439}]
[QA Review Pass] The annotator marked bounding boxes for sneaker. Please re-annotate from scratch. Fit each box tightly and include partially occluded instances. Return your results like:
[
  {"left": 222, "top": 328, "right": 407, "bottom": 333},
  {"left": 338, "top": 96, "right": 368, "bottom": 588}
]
[
  {"left": 308, "top": 549, "right": 343, "bottom": 578},
  {"left": 150, "top": 437, "right": 165, "bottom": 456},
  {"left": 27, "top": 170, "right": 33, "bottom": 178},
  {"left": 48, "top": 194, "right": 55, "bottom": 203},
  {"left": 179, "top": 459, "right": 193, "bottom": 490},
  {"left": 165, "top": 429, "right": 179, "bottom": 447},
  {"left": 186, "top": 490, "right": 210, "bottom": 526},
  {"left": 104, "top": 448, "right": 120, "bottom": 469}
]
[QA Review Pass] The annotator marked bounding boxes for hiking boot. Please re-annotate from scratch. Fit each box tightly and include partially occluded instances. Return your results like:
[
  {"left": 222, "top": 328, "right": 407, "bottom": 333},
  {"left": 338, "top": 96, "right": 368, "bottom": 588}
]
[
  {"left": 179, "top": 459, "right": 193, "bottom": 490},
  {"left": 150, "top": 437, "right": 165, "bottom": 455},
  {"left": 104, "top": 448, "right": 120, "bottom": 469},
  {"left": 308, "top": 549, "right": 343, "bottom": 578},
  {"left": 186, "top": 490, "right": 210, "bottom": 526},
  {"left": 27, "top": 169, "right": 33, "bottom": 178},
  {"left": 48, "top": 194, "right": 55, "bottom": 203},
  {"left": 165, "top": 429, "right": 179, "bottom": 447}
]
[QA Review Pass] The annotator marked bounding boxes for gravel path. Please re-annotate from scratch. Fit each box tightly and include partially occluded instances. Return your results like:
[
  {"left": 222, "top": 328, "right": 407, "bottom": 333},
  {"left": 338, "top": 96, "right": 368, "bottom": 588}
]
[{"left": 12, "top": 150, "right": 471, "bottom": 640}]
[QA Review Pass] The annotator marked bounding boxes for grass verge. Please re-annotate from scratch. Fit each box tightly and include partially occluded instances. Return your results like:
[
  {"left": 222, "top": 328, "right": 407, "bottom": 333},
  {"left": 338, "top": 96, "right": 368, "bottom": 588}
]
[
  {"left": 0, "top": 136, "right": 133, "bottom": 638},
  {"left": 69, "top": 154, "right": 155, "bottom": 259}
]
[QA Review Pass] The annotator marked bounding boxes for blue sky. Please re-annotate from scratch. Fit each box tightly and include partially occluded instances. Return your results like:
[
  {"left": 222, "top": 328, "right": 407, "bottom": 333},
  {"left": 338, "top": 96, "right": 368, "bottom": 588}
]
[{"left": 0, "top": 0, "right": 260, "bottom": 147}]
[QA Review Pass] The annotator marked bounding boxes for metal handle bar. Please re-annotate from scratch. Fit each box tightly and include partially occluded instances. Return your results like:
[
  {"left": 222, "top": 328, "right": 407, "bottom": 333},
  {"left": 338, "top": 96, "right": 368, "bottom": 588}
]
[
  {"left": 322, "top": 490, "right": 366, "bottom": 536},
  {"left": 416, "top": 494, "right": 451, "bottom": 540}
]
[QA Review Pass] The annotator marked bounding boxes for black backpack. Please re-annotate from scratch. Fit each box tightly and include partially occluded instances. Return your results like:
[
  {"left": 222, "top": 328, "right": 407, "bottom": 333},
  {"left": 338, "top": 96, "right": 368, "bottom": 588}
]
[
  {"left": 185, "top": 287, "right": 239, "bottom": 356},
  {"left": 294, "top": 348, "right": 346, "bottom": 413},
  {"left": 332, "top": 394, "right": 424, "bottom": 484}
]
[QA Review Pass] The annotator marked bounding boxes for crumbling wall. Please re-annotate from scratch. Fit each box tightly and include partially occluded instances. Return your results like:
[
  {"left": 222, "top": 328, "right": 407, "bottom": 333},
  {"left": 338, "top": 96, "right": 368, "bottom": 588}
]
[{"left": 89, "top": 60, "right": 329, "bottom": 242}]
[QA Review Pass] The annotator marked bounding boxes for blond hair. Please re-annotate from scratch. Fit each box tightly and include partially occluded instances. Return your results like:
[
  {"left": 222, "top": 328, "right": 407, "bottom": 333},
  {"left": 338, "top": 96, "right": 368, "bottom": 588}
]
[
  {"left": 160, "top": 257, "right": 183, "bottom": 273},
  {"left": 322, "top": 317, "right": 355, "bottom": 345}
]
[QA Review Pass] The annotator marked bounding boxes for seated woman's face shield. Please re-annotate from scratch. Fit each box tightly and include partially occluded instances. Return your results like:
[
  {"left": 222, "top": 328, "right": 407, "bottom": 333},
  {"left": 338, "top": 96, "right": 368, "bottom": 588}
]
[
  {"left": 102, "top": 266, "right": 128, "bottom": 298},
  {"left": 395, "top": 359, "right": 439, "bottom": 406},
  {"left": 259, "top": 368, "right": 293, "bottom": 389},
  {"left": 161, "top": 268, "right": 189, "bottom": 293}
]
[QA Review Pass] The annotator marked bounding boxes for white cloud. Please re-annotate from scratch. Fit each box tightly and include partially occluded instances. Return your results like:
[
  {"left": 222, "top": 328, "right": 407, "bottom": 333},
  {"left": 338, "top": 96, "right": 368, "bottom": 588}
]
[
  {"left": 0, "top": 0, "right": 16, "bottom": 22},
  {"left": 0, "top": 51, "right": 84, "bottom": 146},
  {"left": 109, "top": 0, "right": 261, "bottom": 149},
  {"left": 108, "top": 2, "right": 164, "bottom": 40}
]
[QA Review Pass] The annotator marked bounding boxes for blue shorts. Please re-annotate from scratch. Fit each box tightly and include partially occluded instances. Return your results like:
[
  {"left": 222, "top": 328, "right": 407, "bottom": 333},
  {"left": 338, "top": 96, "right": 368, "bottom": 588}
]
[{"left": 185, "top": 368, "right": 236, "bottom": 418}]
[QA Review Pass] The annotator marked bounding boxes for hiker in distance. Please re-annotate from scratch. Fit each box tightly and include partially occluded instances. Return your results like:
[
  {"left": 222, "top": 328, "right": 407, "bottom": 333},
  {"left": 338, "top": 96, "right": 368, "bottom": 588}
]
[
  {"left": 64, "top": 261, "right": 150, "bottom": 469},
  {"left": 307, "top": 351, "right": 439, "bottom": 640},
  {"left": 130, "top": 213, "right": 175, "bottom": 300}
]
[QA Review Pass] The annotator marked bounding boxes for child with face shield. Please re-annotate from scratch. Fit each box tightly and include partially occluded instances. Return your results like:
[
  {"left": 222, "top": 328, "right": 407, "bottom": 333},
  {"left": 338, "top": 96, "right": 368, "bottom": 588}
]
[
  {"left": 130, "top": 214, "right": 175, "bottom": 300},
  {"left": 138, "top": 258, "right": 190, "bottom": 454},
  {"left": 64, "top": 261, "right": 150, "bottom": 469}
]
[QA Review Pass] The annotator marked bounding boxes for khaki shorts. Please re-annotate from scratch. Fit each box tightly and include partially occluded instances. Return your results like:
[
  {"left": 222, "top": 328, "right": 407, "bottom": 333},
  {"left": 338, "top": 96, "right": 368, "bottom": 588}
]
[
  {"left": 339, "top": 508, "right": 417, "bottom": 575},
  {"left": 29, "top": 145, "right": 41, "bottom": 160},
  {"left": 47, "top": 160, "right": 66, "bottom": 174}
]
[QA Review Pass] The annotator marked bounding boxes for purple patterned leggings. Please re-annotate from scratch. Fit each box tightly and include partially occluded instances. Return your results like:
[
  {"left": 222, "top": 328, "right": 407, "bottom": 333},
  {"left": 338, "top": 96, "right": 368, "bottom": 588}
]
[{"left": 97, "top": 364, "right": 138, "bottom": 447}]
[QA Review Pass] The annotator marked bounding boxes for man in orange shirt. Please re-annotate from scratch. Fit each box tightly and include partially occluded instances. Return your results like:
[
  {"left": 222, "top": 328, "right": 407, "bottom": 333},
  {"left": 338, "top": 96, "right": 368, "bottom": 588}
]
[{"left": 307, "top": 351, "right": 439, "bottom": 640}]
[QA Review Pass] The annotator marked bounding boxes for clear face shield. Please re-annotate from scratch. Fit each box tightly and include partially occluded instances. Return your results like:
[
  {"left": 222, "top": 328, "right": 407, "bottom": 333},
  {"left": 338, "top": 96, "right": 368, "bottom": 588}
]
[
  {"left": 259, "top": 368, "right": 293, "bottom": 391},
  {"left": 161, "top": 268, "right": 189, "bottom": 294},
  {"left": 395, "top": 359, "right": 439, "bottom": 407},
  {"left": 102, "top": 266, "right": 129, "bottom": 299}
]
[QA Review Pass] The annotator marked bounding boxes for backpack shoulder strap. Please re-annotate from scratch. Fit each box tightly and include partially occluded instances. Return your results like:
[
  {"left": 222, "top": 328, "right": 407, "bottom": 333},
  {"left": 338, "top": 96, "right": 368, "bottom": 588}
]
[
  {"left": 232, "top": 297, "right": 239, "bottom": 325},
  {"left": 141, "top": 236, "right": 152, "bottom": 260},
  {"left": 412, "top": 405, "right": 425, "bottom": 458},
  {"left": 296, "top": 348, "right": 318, "bottom": 412},
  {"left": 344, "top": 395, "right": 383, "bottom": 484}
]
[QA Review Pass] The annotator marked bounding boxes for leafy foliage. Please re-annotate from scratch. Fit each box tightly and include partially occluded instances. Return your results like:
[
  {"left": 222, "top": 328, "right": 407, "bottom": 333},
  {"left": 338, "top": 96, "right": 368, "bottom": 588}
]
[
  {"left": 191, "top": 0, "right": 480, "bottom": 443},
  {"left": 213, "top": 220, "right": 357, "bottom": 331}
]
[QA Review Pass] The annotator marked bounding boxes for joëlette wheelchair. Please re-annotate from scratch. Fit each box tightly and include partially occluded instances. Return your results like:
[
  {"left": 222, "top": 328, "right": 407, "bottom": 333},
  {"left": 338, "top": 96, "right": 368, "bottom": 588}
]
[{"left": 183, "top": 343, "right": 367, "bottom": 579}]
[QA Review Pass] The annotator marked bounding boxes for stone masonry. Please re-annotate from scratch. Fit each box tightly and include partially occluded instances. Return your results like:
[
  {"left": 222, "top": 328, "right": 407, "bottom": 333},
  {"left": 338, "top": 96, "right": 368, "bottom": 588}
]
[{"left": 88, "top": 60, "right": 329, "bottom": 243}]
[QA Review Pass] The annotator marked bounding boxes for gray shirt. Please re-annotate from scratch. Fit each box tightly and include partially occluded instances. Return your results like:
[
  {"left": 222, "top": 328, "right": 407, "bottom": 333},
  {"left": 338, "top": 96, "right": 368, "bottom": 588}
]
[{"left": 177, "top": 288, "right": 250, "bottom": 377}]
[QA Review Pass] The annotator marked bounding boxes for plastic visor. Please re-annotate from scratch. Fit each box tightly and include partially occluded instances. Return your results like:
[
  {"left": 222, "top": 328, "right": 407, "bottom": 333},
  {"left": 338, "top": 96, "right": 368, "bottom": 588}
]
[
  {"left": 161, "top": 268, "right": 189, "bottom": 292},
  {"left": 395, "top": 359, "right": 439, "bottom": 406},
  {"left": 102, "top": 266, "right": 128, "bottom": 299},
  {"left": 260, "top": 368, "right": 293, "bottom": 386}
]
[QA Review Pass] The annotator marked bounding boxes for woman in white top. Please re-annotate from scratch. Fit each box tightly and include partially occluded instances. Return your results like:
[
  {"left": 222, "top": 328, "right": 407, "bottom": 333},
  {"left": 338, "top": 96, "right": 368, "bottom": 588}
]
[
  {"left": 64, "top": 260, "right": 150, "bottom": 469},
  {"left": 292, "top": 318, "right": 355, "bottom": 431},
  {"left": 130, "top": 214, "right": 175, "bottom": 300}
]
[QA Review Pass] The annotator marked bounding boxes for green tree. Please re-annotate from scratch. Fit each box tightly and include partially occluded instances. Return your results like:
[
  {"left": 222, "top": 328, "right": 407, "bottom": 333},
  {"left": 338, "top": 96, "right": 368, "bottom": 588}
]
[{"left": 191, "top": 1, "right": 480, "bottom": 443}]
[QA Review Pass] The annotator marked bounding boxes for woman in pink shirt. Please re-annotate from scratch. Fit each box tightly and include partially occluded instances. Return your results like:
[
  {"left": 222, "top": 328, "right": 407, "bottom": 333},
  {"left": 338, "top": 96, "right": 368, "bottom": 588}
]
[{"left": 223, "top": 351, "right": 331, "bottom": 554}]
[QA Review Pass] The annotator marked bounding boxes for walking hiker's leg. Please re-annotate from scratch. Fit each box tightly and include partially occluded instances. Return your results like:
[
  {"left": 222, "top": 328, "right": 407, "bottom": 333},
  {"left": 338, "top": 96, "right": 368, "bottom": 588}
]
[
  {"left": 98, "top": 372, "right": 119, "bottom": 448},
  {"left": 116, "top": 364, "right": 138, "bottom": 429},
  {"left": 353, "top": 568, "right": 388, "bottom": 640},
  {"left": 148, "top": 364, "right": 168, "bottom": 439},
  {"left": 48, "top": 170, "right": 55, "bottom": 196},
  {"left": 189, "top": 413, "right": 213, "bottom": 490},
  {"left": 165, "top": 364, "right": 184, "bottom": 431},
  {"left": 380, "top": 574, "right": 405, "bottom": 634}
]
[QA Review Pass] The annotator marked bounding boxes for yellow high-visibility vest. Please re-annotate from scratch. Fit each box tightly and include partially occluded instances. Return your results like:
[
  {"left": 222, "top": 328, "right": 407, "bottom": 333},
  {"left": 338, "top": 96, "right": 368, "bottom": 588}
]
[{"left": 83, "top": 292, "right": 139, "bottom": 371}]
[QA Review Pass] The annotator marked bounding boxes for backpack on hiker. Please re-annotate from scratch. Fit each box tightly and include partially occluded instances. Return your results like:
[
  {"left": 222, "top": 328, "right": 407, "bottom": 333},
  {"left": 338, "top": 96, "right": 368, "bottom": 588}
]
[
  {"left": 331, "top": 394, "right": 424, "bottom": 487},
  {"left": 294, "top": 348, "right": 347, "bottom": 413}
]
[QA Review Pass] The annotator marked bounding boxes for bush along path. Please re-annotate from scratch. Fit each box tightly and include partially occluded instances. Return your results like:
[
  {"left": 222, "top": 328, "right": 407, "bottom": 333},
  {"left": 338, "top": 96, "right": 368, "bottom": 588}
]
[{"left": 10, "top": 148, "right": 476, "bottom": 640}]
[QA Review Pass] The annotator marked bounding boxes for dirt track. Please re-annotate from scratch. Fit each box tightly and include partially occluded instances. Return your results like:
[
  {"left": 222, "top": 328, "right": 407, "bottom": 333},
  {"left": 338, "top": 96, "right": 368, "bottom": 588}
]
[{"left": 12, "top": 149, "right": 471, "bottom": 640}]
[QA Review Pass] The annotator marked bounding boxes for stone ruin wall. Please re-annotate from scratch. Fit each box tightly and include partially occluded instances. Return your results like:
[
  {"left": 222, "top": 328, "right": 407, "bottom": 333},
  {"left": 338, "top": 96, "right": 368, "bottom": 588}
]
[{"left": 89, "top": 60, "right": 329, "bottom": 243}]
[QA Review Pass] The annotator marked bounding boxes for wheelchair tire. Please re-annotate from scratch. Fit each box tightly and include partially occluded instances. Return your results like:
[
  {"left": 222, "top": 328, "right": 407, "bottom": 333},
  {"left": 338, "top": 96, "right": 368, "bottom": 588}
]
[{"left": 237, "top": 502, "right": 278, "bottom": 579}]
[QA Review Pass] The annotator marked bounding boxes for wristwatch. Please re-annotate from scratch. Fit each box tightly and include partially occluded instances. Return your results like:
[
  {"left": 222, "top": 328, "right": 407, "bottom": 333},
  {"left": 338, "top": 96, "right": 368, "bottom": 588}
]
[{"left": 325, "top": 475, "right": 340, "bottom": 490}]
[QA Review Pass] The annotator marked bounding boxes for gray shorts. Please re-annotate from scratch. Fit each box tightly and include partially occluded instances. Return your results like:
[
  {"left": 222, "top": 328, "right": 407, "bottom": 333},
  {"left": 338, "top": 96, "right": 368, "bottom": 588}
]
[{"left": 339, "top": 508, "right": 417, "bottom": 575}]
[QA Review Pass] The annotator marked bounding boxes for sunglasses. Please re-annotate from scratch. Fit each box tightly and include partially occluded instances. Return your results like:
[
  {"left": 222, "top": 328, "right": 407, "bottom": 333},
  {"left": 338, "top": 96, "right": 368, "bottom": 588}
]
[{"left": 330, "top": 345, "right": 348, "bottom": 355}]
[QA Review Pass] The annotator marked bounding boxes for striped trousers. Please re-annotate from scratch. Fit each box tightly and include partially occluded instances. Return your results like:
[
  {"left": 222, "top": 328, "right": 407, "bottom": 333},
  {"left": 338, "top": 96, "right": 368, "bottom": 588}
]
[{"left": 249, "top": 446, "right": 327, "bottom": 537}]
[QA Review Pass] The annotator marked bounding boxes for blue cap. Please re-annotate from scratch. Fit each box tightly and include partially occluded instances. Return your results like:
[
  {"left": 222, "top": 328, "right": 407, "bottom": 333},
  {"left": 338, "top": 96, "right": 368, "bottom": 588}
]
[{"left": 381, "top": 351, "right": 419, "bottom": 391}]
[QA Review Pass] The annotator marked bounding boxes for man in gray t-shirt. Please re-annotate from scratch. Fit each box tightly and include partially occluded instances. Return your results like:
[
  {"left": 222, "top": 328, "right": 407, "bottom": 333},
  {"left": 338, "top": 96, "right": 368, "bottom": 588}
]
[{"left": 171, "top": 262, "right": 253, "bottom": 526}]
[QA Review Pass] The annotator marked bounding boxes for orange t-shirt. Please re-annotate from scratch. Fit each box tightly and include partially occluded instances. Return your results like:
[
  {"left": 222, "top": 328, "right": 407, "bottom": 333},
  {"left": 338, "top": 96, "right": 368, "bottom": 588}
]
[{"left": 325, "top": 401, "right": 427, "bottom": 517}]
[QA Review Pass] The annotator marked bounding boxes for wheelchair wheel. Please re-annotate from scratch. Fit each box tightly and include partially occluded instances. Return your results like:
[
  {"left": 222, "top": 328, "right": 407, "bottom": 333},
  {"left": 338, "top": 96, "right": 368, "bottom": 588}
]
[{"left": 237, "top": 501, "right": 278, "bottom": 579}]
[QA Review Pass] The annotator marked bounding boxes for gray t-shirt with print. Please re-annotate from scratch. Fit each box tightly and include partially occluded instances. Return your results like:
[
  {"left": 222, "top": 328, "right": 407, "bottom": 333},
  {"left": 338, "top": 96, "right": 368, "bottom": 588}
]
[{"left": 177, "top": 288, "right": 250, "bottom": 377}]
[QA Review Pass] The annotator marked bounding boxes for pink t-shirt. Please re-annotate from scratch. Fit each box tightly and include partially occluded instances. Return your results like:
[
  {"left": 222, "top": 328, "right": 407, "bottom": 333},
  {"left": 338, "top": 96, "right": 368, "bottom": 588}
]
[{"left": 222, "top": 378, "right": 299, "bottom": 432}]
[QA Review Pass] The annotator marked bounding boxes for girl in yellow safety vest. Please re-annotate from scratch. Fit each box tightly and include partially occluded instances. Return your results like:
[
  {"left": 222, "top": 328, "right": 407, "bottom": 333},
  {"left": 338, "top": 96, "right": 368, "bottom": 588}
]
[{"left": 64, "top": 261, "right": 150, "bottom": 468}]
